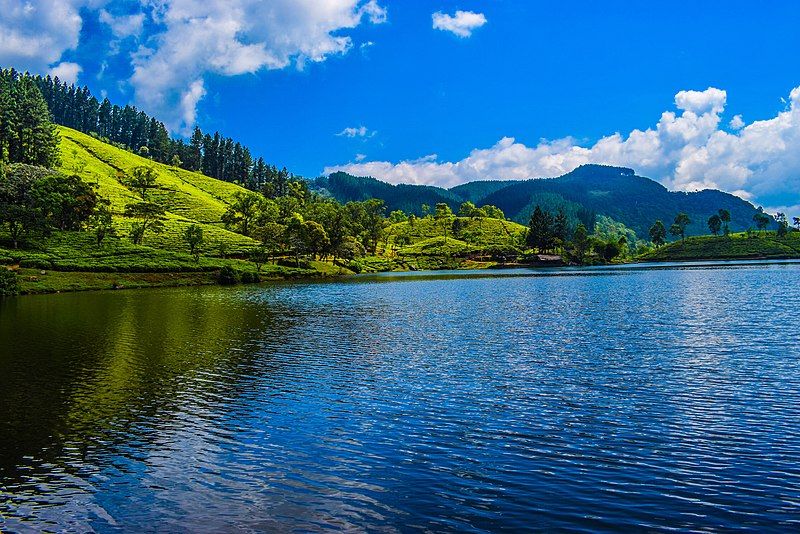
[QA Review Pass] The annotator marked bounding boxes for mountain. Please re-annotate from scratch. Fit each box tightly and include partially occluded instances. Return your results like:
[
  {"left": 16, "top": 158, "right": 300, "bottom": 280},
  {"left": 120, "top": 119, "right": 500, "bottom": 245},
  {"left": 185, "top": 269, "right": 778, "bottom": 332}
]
[{"left": 318, "top": 165, "right": 765, "bottom": 238}]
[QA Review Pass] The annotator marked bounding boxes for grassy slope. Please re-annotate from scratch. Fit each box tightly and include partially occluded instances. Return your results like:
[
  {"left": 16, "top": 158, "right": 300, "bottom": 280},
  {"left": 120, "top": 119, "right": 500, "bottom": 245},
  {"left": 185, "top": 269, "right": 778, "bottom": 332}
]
[
  {"left": 641, "top": 232, "right": 800, "bottom": 261},
  {"left": 357, "top": 216, "right": 527, "bottom": 271},
  {"left": 0, "top": 127, "right": 335, "bottom": 293}
]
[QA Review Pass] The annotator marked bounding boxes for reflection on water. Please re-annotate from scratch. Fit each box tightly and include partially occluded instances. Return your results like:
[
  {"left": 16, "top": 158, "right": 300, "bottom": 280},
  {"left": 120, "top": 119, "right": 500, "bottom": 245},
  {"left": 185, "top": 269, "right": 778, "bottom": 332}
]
[{"left": 2, "top": 262, "right": 800, "bottom": 531}]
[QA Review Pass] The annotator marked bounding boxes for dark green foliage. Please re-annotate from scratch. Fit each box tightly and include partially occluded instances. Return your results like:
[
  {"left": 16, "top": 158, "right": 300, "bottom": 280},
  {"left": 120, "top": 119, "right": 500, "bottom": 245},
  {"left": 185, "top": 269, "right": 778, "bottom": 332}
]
[
  {"left": 0, "top": 268, "right": 18, "bottom": 296},
  {"left": 526, "top": 205, "right": 554, "bottom": 252},
  {"left": 708, "top": 214, "right": 722, "bottom": 236},
  {"left": 318, "top": 172, "right": 461, "bottom": 215},
  {"left": 0, "top": 69, "right": 60, "bottom": 168},
  {"left": 0, "top": 164, "right": 92, "bottom": 248},
  {"left": 753, "top": 211, "right": 772, "bottom": 235},
  {"left": 671, "top": 213, "right": 691, "bottom": 244},
  {"left": 240, "top": 271, "right": 260, "bottom": 283},
  {"left": 776, "top": 213, "right": 789, "bottom": 237},
  {"left": 649, "top": 220, "right": 666, "bottom": 247},
  {"left": 217, "top": 266, "right": 239, "bottom": 285}
]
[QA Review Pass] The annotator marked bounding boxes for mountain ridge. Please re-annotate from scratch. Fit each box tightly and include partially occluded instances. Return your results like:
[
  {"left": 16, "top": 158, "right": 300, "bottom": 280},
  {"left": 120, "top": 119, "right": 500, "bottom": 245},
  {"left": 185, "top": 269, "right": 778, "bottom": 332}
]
[{"left": 317, "top": 164, "right": 764, "bottom": 238}]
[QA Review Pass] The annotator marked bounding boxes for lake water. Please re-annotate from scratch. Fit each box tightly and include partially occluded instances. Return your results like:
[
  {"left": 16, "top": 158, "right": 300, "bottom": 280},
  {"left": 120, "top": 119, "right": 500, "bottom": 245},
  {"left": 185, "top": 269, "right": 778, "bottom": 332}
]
[{"left": 2, "top": 261, "right": 800, "bottom": 532}]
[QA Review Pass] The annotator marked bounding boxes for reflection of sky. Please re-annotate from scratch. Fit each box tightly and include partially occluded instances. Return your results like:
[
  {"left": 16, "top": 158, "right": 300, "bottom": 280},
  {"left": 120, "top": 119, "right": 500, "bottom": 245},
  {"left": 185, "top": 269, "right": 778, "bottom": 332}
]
[{"left": 2, "top": 263, "right": 800, "bottom": 531}]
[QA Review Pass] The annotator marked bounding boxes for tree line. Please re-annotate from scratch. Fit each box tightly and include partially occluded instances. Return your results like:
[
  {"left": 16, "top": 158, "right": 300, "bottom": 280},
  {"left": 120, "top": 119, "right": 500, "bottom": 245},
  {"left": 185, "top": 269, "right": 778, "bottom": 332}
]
[{"left": 1, "top": 68, "right": 295, "bottom": 193}]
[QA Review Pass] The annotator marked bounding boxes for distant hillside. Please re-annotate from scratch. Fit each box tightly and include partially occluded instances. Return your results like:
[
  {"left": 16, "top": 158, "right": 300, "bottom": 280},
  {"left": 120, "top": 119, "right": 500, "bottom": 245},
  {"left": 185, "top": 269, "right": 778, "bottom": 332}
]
[
  {"left": 321, "top": 165, "right": 765, "bottom": 238},
  {"left": 449, "top": 180, "right": 523, "bottom": 204},
  {"left": 315, "top": 172, "right": 461, "bottom": 214},
  {"left": 479, "top": 165, "right": 762, "bottom": 237}
]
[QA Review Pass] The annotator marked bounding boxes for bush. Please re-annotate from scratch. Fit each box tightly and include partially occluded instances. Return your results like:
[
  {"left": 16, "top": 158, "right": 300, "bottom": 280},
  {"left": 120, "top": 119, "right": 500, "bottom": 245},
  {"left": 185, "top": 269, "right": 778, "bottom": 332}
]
[
  {"left": 0, "top": 269, "right": 19, "bottom": 297},
  {"left": 240, "top": 271, "right": 260, "bottom": 284},
  {"left": 19, "top": 258, "right": 54, "bottom": 269},
  {"left": 217, "top": 266, "right": 239, "bottom": 285}
]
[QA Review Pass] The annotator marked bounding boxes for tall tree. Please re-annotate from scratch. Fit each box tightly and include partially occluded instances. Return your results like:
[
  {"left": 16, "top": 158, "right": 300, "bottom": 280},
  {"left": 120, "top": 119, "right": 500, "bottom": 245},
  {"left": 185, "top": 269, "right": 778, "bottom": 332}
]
[
  {"left": 707, "top": 214, "right": 722, "bottom": 236},
  {"left": 649, "top": 220, "right": 666, "bottom": 247}
]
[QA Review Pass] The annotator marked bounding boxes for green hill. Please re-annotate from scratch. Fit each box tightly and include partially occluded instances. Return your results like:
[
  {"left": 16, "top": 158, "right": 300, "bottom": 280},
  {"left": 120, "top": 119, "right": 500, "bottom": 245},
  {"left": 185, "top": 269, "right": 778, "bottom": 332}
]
[
  {"left": 640, "top": 231, "right": 800, "bottom": 262},
  {"left": 0, "top": 127, "right": 332, "bottom": 292},
  {"left": 318, "top": 165, "right": 765, "bottom": 238}
]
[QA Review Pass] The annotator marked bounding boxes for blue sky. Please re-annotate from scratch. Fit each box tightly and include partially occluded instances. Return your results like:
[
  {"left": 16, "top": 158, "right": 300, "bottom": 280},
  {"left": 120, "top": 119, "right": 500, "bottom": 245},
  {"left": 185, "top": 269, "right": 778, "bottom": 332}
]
[{"left": 2, "top": 1, "right": 800, "bottom": 213}]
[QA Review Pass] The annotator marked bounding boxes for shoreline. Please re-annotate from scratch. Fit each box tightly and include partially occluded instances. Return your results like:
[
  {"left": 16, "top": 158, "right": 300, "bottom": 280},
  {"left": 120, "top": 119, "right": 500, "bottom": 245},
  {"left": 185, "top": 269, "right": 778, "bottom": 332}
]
[{"left": 8, "top": 254, "right": 800, "bottom": 296}]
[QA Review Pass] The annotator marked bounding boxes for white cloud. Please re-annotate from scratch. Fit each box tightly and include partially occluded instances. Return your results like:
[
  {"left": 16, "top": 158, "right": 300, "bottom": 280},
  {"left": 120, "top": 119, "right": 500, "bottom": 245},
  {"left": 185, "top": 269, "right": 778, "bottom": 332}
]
[
  {"left": 432, "top": 10, "right": 487, "bottom": 38},
  {"left": 729, "top": 114, "right": 745, "bottom": 130},
  {"left": 130, "top": 0, "right": 387, "bottom": 133},
  {"left": 355, "top": 153, "right": 367, "bottom": 161},
  {"left": 0, "top": 0, "right": 86, "bottom": 73},
  {"left": 337, "top": 125, "right": 374, "bottom": 137},
  {"left": 48, "top": 61, "right": 82, "bottom": 84},
  {"left": 99, "top": 9, "right": 145, "bottom": 39},
  {"left": 326, "top": 86, "right": 800, "bottom": 213}
]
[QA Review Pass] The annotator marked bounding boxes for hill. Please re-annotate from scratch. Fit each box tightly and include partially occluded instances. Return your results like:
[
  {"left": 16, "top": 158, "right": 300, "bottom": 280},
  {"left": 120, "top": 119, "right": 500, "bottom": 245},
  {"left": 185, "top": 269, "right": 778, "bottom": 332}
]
[
  {"left": 640, "top": 231, "right": 800, "bottom": 262},
  {"left": 319, "top": 165, "right": 764, "bottom": 238},
  {"left": 0, "top": 127, "right": 338, "bottom": 293}
]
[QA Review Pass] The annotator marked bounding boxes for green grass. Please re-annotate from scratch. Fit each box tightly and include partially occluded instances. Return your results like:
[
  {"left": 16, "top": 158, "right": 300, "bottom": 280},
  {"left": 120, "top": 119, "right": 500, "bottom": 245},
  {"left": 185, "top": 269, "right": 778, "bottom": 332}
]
[
  {"left": 640, "top": 232, "right": 800, "bottom": 261},
  {"left": 0, "top": 127, "right": 358, "bottom": 294}
]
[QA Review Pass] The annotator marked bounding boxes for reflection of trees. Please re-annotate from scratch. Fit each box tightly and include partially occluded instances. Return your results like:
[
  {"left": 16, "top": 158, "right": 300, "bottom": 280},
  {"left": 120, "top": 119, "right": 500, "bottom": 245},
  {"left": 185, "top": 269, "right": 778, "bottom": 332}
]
[{"left": 0, "top": 288, "right": 294, "bottom": 478}]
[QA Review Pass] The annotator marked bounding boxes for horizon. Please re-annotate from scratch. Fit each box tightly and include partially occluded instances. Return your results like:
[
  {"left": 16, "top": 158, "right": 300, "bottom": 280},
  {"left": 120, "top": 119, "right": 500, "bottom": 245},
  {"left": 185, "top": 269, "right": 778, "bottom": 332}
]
[{"left": 2, "top": 1, "right": 800, "bottom": 216}]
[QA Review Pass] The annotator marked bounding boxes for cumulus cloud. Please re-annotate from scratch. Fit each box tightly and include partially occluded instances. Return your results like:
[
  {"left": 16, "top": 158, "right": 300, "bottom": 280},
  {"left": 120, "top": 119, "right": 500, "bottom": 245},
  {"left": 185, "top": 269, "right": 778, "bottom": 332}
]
[
  {"left": 130, "top": 0, "right": 387, "bottom": 133},
  {"left": 729, "top": 114, "right": 745, "bottom": 130},
  {"left": 48, "top": 61, "right": 82, "bottom": 84},
  {"left": 326, "top": 86, "right": 800, "bottom": 212},
  {"left": 432, "top": 10, "right": 487, "bottom": 38},
  {"left": 0, "top": 0, "right": 85, "bottom": 73},
  {"left": 337, "top": 125, "right": 374, "bottom": 137}
]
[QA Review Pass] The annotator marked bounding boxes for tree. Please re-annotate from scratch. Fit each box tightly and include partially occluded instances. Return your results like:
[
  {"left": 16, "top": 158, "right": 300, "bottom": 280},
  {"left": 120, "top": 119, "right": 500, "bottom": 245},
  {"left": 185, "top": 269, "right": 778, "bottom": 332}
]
[
  {"left": 553, "top": 208, "right": 569, "bottom": 247},
  {"left": 183, "top": 224, "right": 204, "bottom": 260},
  {"left": 480, "top": 205, "right": 505, "bottom": 220},
  {"left": 649, "top": 220, "right": 666, "bottom": 247},
  {"left": 221, "top": 191, "right": 265, "bottom": 236},
  {"left": 672, "top": 213, "right": 691, "bottom": 244},
  {"left": 753, "top": 211, "right": 771, "bottom": 235},
  {"left": 775, "top": 212, "right": 789, "bottom": 238},
  {"left": 458, "top": 201, "right": 478, "bottom": 218},
  {"left": 434, "top": 202, "right": 452, "bottom": 242},
  {"left": 252, "top": 221, "right": 286, "bottom": 263},
  {"left": 249, "top": 246, "right": 269, "bottom": 273},
  {"left": 718, "top": 209, "right": 731, "bottom": 235},
  {"left": 601, "top": 241, "right": 621, "bottom": 262},
  {"left": 124, "top": 201, "right": 166, "bottom": 244},
  {"left": 572, "top": 223, "right": 589, "bottom": 262},
  {"left": 0, "top": 163, "right": 52, "bottom": 248},
  {"left": 707, "top": 214, "right": 722, "bottom": 236},
  {"left": 0, "top": 73, "right": 60, "bottom": 168},
  {"left": 527, "top": 205, "right": 553, "bottom": 252},
  {"left": 303, "top": 220, "right": 330, "bottom": 260},
  {"left": 33, "top": 172, "right": 98, "bottom": 230},
  {"left": 89, "top": 199, "right": 116, "bottom": 246},
  {"left": 126, "top": 166, "right": 158, "bottom": 200}
]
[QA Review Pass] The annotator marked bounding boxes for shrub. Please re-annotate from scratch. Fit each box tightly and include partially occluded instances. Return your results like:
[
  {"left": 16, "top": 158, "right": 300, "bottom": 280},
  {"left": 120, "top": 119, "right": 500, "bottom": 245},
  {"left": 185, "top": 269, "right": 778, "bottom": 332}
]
[
  {"left": 217, "top": 266, "right": 239, "bottom": 285},
  {"left": 0, "top": 269, "right": 19, "bottom": 297},
  {"left": 240, "top": 271, "right": 260, "bottom": 284}
]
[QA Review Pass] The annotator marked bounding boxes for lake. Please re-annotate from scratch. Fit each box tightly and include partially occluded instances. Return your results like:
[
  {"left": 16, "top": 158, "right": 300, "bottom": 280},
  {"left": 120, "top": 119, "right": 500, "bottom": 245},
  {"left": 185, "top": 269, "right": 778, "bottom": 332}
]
[{"left": 2, "top": 261, "right": 800, "bottom": 531}]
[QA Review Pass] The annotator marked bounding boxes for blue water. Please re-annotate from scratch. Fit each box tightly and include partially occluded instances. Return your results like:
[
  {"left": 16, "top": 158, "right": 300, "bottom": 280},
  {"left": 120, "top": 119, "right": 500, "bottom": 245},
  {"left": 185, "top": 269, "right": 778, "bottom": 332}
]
[{"left": 2, "top": 261, "right": 800, "bottom": 531}]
